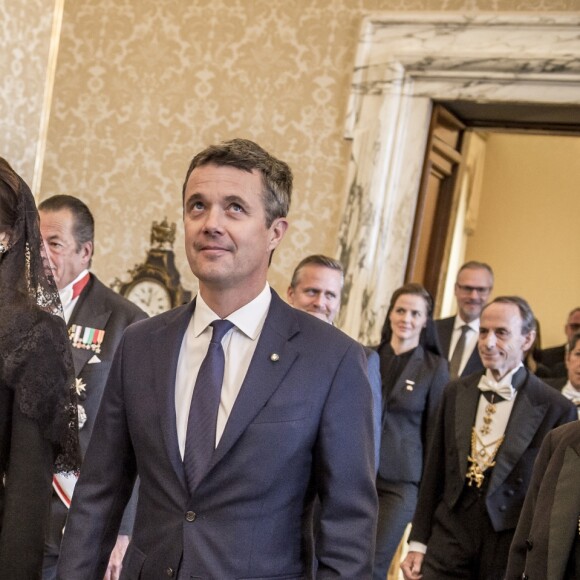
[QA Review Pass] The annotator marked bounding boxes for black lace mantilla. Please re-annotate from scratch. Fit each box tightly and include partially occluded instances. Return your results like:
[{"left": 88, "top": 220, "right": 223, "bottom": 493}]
[{"left": 0, "top": 175, "right": 80, "bottom": 473}]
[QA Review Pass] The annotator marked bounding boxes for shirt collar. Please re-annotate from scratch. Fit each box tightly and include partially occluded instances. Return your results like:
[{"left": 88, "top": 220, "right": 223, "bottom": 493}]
[
  {"left": 193, "top": 283, "right": 272, "bottom": 341},
  {"left": 454, "top": 314, "right": 479, "bottom": 333},
  {"left": 484, "top": 362, "right": 524, "bottom": 386},
  {"left": 58, "top": 269, "right": 90, "bottom": 305}
]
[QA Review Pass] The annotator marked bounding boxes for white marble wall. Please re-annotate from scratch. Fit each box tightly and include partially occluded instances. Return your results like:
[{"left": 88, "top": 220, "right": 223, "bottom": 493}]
[{"left": 336, "top": 12, "right": 580, "bottom": 344}]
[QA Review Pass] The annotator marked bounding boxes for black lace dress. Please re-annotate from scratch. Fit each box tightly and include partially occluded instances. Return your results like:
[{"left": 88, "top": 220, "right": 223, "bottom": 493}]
[{"left": 0, "top": 169, "right": 79, "bottom": 579}]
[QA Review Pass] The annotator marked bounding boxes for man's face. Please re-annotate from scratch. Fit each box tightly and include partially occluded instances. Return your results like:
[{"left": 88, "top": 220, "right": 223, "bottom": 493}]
[
  {"left": 478, "top": 302, "right": 535, "bottom": 381},
  {"left": 287, "top": 264, "right": 342, "bottom": 324},
  {"left": 454, "top": 267, "right": 493, "bottom": 323},
  {"left": 566, "top": 340, "right": 580, "bottom": 390},
  {"left": 39, "top": 208, "right": 92, "bottom": 290},
  {"left": 183, "top": 164, "right": 287, "bottom": 298},
  {"left": 565, "top": 311, "right": 580, "bottom": 342}
]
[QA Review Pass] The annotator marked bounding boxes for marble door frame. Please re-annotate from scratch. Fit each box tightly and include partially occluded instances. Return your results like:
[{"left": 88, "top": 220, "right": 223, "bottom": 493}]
[{"left": 336, "top": 12, "right": 580, "bottom": 343}]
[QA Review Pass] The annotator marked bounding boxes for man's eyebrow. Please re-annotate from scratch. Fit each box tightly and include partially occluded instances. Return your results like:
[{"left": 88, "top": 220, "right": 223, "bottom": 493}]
[{"left": 223, "top": 194, "right": 249, "bottom": 206}]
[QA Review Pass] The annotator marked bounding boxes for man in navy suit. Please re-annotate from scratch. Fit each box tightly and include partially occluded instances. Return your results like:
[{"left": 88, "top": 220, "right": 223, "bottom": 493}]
[
  {"left": 287, "top": 254, "right": 381, "bottom": 470},
  {"left": 435, "top": 261, "right": 494, "bottom": 379},
  {"left": 57, "top": 139, "right": 378, "bottom": 579}
]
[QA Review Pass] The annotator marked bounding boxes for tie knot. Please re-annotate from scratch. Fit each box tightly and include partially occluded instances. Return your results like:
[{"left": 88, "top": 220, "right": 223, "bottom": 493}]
[
  {"left": 209, "top": 320, "right": 234, "bottom": 344},
  {"left": 460, "top": 324, "right": 470, "bottom": 335}
]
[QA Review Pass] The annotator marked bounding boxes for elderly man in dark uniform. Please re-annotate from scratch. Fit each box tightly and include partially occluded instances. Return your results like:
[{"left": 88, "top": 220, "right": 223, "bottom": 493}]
[
  {"left": 402, "top": 296, "right": 576, "bottom": 580},
  {"left": 39, "top": 195, "right": 147, "bottom": 580}
]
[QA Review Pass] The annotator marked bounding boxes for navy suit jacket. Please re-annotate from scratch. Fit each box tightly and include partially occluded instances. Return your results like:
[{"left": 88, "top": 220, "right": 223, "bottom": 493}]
[
  {"left": 409, "top": 371, "right": 577, "bottom": 547},
  {"left": 435, "top": 316, "right": 484, "bottom": 378},
  {"left": 57, "top": 291, "right": 378, "bottom": 580},
  {"left": 506, "top": 421, "right": 580, "bottom": 580}
]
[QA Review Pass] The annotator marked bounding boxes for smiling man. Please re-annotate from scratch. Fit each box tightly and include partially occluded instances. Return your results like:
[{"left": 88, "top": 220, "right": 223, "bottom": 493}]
[
  {"left": 287, "top": 254, "right": 382, "bottom": 471},
  {"left": 435, "top": 261, "right": 494, "bottom": 379},
  {"left": 402, "top": 296, "right": 576, "bottom": 580},
  {"left": 287, "top": 255, "right": 343, "bottom": 324},
  {"left": 56, "top": 139, "right": 377, "bottom": 580}
]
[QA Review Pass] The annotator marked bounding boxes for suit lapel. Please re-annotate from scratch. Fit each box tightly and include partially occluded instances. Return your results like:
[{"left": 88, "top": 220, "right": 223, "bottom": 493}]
[
  {"left": 455, "top": 376, "right": 481, "bottom": 479},
  {"left": 548, "top": 442, "right": 580, "bottom": 579},
  {"left": 438, "top": 318, "right": 453, "bottom": 357},
  {"left": 152, "top": 302, "right": 195, "bottom": 492},
  {"left": 207, "top": 293, "right": 300, "bottom": 475},
  {"left": 488, "top": 376, "right": 548, "bottom": 496},
  {"left": 386, "top": 346, "right": 424, "bottom": 404},
  {"left": 68, "top": 279, "right": 112, "bottom": 375}
]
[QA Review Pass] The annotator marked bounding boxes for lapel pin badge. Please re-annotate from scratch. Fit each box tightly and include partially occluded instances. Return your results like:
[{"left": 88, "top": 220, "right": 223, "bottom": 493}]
[
  {"left": 405, "top": 379, "right": 415, "bottom": 391},
  {"left": 270, "top": 353, "right": 280, "bottom": 362}
]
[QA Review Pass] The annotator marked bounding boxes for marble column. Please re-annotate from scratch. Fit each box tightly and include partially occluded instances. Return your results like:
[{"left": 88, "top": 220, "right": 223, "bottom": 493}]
[{"left": 336, "top": 12, "right": 580, "bottom": 344}]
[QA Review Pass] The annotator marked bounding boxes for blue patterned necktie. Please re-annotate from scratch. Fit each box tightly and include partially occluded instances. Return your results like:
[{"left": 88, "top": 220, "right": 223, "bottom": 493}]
[{"left": 183, "top": 319, "right": 234, "bottom": 494}]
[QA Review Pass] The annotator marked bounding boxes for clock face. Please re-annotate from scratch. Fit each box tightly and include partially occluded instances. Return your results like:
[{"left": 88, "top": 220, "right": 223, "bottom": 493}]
[{"left": 126, "top": 279, "right": 172, "bottom": 316}]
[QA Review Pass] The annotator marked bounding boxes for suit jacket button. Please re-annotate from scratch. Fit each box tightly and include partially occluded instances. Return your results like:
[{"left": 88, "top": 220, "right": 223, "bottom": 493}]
[
  {"left": 525, "top": 539, "right": 533, "bottom": 550},
  {"left": 499, "top": 505, "right": 507, "bottom": 512},
  {"left": 516, "top": 477, "right": 524, "bottom": 485},
  {"left": 522, "top": 574, "right": 529, "bottom": 580},
  {"left": 185, "top": 511, "right": 196, "bottom": 522},
  {"left": 166, "top": 568, "right": 175, "bottom": 577},
  {"left": 504, "top": 489, "right": 515, "bottom": 497}
]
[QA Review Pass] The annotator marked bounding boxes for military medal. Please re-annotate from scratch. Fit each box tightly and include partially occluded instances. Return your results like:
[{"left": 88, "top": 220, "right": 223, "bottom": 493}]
[
  {"left": 74, "top": 378, "right": 87, "bottom": 429},
  {"left": 68, "top": 324, "right": 105, "bottom": 354}
]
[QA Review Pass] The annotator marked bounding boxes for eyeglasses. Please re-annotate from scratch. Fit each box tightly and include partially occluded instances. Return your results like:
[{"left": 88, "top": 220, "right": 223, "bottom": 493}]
[{"left": 456, "top": 284, "right": 491, "bottom": 295}]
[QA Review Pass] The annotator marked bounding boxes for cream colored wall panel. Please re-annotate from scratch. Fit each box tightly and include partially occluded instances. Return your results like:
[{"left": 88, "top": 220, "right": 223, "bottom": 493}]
[
  {"left": 0, "top": 0, "right": 54, "bottom": 187},
  {"left": 40, "top": 0, "right": 580, "bottom": 297}
]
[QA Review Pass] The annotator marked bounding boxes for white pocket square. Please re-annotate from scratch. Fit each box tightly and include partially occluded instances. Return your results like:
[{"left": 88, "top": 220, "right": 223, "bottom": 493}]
[{"left": 88, "top": 355, "right": 101, "bottom": 364}]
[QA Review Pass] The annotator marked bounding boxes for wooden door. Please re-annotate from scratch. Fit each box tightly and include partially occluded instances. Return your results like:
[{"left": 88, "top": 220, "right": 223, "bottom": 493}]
[{"left": 405, "top": 104, "right": 466, "bottom": 303}]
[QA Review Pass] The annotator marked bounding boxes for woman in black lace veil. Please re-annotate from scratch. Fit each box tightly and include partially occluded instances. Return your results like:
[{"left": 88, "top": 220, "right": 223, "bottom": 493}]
[
  {"left": 0, "top": 157, "right": 80, "bottom": 578},
  {"left": 372, "top": 283, "right": 449, "bottom": 579}
]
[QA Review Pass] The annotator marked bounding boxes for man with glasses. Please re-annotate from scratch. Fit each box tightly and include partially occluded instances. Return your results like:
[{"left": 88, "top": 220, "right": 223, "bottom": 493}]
[{"left": 435, "top": 261, "right": 494, "bottom": 379}]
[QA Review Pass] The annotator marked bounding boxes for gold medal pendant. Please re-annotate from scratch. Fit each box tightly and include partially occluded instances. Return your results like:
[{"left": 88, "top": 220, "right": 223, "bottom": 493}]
[{"left": 466, "top": 427, "right": 504, "bottom": 488}]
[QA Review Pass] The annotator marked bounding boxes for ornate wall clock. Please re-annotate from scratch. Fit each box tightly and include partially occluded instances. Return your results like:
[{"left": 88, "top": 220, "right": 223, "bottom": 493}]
[{"left": 114, "top": 219, "right": 191, "bottom": 316}]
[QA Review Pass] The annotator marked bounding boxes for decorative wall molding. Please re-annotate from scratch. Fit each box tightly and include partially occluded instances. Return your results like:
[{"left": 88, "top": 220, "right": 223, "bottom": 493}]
[{"left": 336, "top": 12, "right": 580, "bottom": 343}]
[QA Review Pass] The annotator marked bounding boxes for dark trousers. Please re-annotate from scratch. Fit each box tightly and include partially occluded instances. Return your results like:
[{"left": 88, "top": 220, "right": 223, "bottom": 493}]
[
  {"left": 422, "top": 485, "right": 514, "bottom": 580},
  {"left": 42, "top": 494, "right": 68, "bottom": 580},
  {"left": 373, "top": 479, "right": 418, "bottom": 580}
]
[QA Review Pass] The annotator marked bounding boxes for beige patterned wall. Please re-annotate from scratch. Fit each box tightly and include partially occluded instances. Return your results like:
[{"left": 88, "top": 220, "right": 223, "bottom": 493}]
[
  {"left": 39, "top": 0, "right": 579, "bottom": 296},
  {"left": 0, "top": 0, "right": 55, "bottom": 187}
]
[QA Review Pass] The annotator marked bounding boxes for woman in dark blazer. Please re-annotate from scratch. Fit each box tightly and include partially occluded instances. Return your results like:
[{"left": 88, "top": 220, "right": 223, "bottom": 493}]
[
  {"left": 0, "top": 157, "right": 79, "bottom": 579},
  {"left": 372, "top": 283, "right": 449, "bottom": 580}
]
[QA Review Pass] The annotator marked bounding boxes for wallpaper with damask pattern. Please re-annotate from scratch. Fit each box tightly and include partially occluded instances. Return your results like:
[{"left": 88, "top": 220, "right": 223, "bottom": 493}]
[
  {"left": 37, "top": 0, "right": 578, "bottom": 296},
  {"left": 0, "top": 0, "right": 54, "bottom": 186}
]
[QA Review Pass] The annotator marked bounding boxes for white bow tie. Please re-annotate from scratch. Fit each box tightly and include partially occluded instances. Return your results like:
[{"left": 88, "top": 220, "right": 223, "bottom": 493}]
[
  {"left": 478, "top": 376, "right": 516, "bottom": 401},
  {"left": 562, "top": 384, "right": 580, "bottom": 406}
]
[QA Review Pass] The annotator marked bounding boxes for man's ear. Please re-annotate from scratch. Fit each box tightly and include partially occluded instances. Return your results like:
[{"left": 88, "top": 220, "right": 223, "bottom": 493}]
[
  {"left": 80, "top": 241, "right": 93, "bottom": 266},
  {"left": 522, "top": 330, "right": 536, "bottom": 353},
  {"left": 287, "top": 285, "right": 295, "bottom": 305},
  {"left": 267, "top": 218, "right": 288, "bottom": 252}
]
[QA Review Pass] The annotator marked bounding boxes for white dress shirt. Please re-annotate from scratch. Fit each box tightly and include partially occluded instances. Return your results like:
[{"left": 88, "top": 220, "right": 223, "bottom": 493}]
[
  {"left": 58, "top": 269, "right": 89, "bottom": 323},
  {"left": 175, "top": 284, "right": 271, "bottom": 459},
  {"left": 561, "top": 381, "right": 580, "bottom": 419},
  {"left": 448, "top": 315, "right": 480, "bottom": 375}
]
